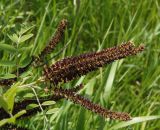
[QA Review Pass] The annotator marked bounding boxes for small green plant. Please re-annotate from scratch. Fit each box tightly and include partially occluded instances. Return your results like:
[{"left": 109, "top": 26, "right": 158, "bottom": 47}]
[{"left": 0, "top": 24, "right": 34, "bottom": 80}]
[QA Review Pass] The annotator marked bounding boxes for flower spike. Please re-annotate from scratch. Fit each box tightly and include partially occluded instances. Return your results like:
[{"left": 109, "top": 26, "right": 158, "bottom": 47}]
[
  {"left": 41, "top": 19, "right": 68, "bottom": 56},
  {"left": 44, "top": 41, "right": 144, "bottom": 85},
  {"left": 54, "top": 87, "right": 131, "bottom": 121}
]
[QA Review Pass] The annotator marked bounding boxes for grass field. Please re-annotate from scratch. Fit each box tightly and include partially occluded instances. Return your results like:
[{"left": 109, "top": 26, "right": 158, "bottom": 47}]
[{"left": 0, "top": 0, "right": 160, "bottom": 130}]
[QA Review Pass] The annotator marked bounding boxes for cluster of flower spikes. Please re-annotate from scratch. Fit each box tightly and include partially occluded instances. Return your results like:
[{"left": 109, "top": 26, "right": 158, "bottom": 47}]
[
  {"left": 41, "top": 20, "right": 145, "bottom": 121},
  {"left": 0, "top": 18, "right": 145, "bottom": 126}
]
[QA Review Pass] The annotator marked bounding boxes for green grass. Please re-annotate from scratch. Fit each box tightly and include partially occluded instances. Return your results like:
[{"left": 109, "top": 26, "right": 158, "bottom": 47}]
[{"left": 0, "top": 0, "right": 160, "bottom": 130}]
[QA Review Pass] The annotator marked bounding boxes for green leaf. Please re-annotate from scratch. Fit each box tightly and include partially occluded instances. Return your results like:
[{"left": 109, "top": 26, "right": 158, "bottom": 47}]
[
  {"left": 0, "top": 43, "right": 16, "bottom": 53},
  {"left": 103, "top": 61, "right": 118, "bottom": 100},
  {"left": 42, "top": 101, "right": 56, "bottom": 106},
  {"left": 50, "top": 112, "right": 58, "bottom": 122},
  {"left": 85, "top": 78, "right": 96, "bottom": 96},
  {"left": 13, "top": 110, "right": 26, "bottom": 119},
  {"left": 8, "top": 34, "right": 19, "bottom": 43},
  {"left": 18, "top": 45, "right": 33, "bottom": 53},
  {"left": 19, "top": 56, "right": 32, "bottom": 68},
  {"left": 4, "top": 84, "right": 20, "bottom": 113},
  {"left": 23, "top": 93, "right": 35, "bottom": 98},
  {"left": 0, "top": 118, "right": 9, "bottom": 127},
  {"left": 0, "top": 95, "right": 8, "bottom": 113},
  {"left": 76, "top": 108, "right": 86, "bottom": 130},
  {"left": 26, "top": 104, "right": 38, "bottom": 110},
  {"left": 7, "top": 117, "right": 15, "bottom": 124},
  {"left": 19, "top": 25, "right": 35, "bottom": 35},
  {"left": 0, "top": 60, "right": 16, "bottom": 67},
  {"left": 46, "top": 108, "right": 59, "bottom": 115},
  {"left": 19, "top": 34, "right": 33, "bottom": 43},
  {"left": 0, "top": 74, "right": 16, "bottom": 79},
  {"left": 109, "top": 116, "right": 160, "bottom": 130}
]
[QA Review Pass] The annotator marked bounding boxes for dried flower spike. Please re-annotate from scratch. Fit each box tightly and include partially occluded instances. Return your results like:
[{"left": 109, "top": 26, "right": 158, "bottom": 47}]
[
  {"left": 54, "top": 87, "right": 131, "bottom": 121},
  {"left": 41, "top": 19, "right": 68, "bottom": 56},
  {"left": 44, "top": 41, "right": 144, "bottom": 85}
]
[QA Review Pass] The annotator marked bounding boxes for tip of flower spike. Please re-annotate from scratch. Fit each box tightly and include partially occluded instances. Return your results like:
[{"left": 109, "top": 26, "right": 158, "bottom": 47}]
[
  {"left": 138, "top": 44, "right": 145, "bottom": 51},
  {"left": 127, "top": 41, "right": 135, "bottom": 46},
  {"left": 125, "top": 41, "right": 145, "bottom": 48},
  {"left": 40, "top": 19, "right": 68, "bottom": 56},
  {"left": 61, "top": 19, "right": 68, "bottom": 24},
  {"left": 60, "top": 19, "right": 68, "bottom": 29},
  {"left": 132, "top": 44, "right": 145, "bottom": 55},
  {"left": 123, "top": 41, "right": 145, "bottom": 54},
  {"left": 117, "top": 112, "right": 132, "bottom": 121}
]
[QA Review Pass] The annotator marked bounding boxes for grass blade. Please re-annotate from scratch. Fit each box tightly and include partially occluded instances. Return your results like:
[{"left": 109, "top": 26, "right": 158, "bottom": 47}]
[{"left": 110, "top": 116, "right": 160, "bottom": 130}]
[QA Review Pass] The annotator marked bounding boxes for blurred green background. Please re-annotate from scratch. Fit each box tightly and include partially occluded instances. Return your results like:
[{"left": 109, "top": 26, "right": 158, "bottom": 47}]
[{"left": 0, "top": 0, "right": 160, "bottom": 130}]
